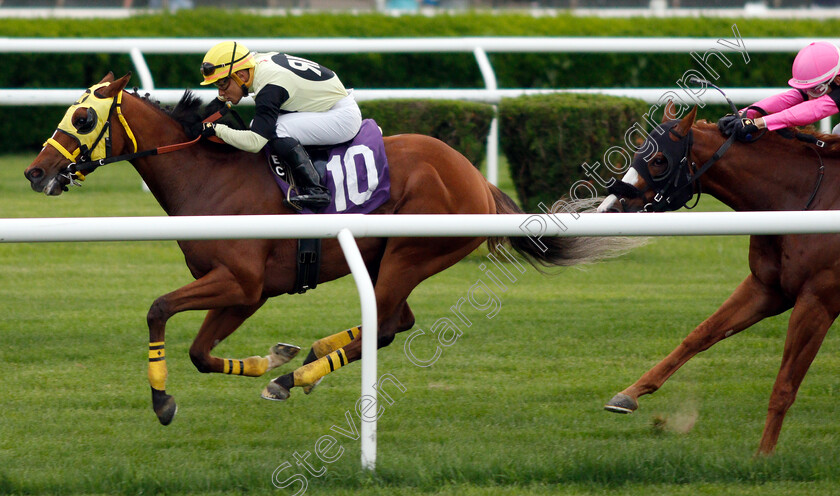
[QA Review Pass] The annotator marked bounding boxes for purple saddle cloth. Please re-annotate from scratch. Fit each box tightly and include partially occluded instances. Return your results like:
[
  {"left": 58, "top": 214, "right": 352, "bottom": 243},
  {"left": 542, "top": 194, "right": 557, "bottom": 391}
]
[{"left": 270, "top": 119, "right": 390, "bottom": 214}]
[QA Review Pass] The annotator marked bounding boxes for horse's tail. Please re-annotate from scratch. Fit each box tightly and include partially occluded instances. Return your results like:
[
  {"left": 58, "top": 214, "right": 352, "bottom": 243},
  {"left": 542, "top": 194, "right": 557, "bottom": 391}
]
[{"left": 487, "top": 185, "right": 645, "bottom": 270}]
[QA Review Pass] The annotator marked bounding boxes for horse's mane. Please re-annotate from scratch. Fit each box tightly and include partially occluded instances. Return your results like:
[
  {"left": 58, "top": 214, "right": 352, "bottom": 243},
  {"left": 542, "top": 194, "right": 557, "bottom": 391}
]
[
  {"left": 128, "top": 88, "right": 230, "bottom": 132},
  {"left": 695, "top": 119, "right": 840, "bottom": 158},
  {"left": 128, "top": 89, "right": 243, "bottom": 150}
]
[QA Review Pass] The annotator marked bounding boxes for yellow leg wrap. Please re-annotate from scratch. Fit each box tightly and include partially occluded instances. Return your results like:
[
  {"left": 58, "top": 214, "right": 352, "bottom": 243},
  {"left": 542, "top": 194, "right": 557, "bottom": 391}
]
[
  {"left": 148, "top": 341, "right": 167, "bottom": 391},
  {"left": 312, "top": 326, "right": 360, "bottom": 359},
  {"left": 222, "top": 356, "right": 269, "bottom": 376},
  {"left": 294, "top": 349, "right": 348, "bottom": 387}
]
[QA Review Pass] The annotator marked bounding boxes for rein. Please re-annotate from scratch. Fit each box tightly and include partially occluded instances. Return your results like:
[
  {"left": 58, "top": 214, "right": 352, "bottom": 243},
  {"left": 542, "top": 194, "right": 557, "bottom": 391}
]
[
  {"left": 773, "top": 127, "right": 827, "bottom": 210},
  {"left": 679, "top": 131, "right": 737, "bottom": 208},
  {"left": 803, "top": 145, "right": 826, "bottom": 210}
]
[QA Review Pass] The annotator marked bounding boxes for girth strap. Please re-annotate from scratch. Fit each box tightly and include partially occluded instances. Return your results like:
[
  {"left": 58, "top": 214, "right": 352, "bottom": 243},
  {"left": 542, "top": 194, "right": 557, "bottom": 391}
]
[{"left": 293, "top": 238, "right": 321, "bottom": 294}]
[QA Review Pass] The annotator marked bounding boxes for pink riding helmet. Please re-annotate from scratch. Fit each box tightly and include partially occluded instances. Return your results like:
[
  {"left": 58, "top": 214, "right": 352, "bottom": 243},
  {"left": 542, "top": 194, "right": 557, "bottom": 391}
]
[{"left": 788, "top": 41, "right": 840, "bottom": 90}]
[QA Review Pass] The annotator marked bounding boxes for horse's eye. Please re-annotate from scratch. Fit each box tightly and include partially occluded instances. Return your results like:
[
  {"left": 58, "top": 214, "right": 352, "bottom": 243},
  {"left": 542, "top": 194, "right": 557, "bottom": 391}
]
[
  {"left": 73, "top": 108, "right": 97, "bottom": 134},
  {"left": 653, "top": 157, "right": 667, "bottom": 167}
]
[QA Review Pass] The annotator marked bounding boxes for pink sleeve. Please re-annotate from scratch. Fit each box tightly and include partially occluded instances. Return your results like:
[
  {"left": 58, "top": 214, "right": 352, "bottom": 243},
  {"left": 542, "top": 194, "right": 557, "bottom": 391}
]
[
  {"left": 761, "top": 94, "right": 839, "bottom": 131},
  {"left": 742, "top": 89, "right": 804, "bottom": 118}
]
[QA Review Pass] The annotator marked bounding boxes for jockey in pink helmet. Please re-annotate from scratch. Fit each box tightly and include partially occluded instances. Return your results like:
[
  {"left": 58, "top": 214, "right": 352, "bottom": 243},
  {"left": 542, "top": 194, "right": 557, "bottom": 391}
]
[{"left": 720, "top": 41, "right": 840, "bottom": 140}]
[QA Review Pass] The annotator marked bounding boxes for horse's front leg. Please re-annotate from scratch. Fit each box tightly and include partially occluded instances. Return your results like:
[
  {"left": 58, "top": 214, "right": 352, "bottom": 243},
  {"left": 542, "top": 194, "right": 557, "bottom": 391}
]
[
  {"left": 188, "top": 303, "right": 301, "bottom": 376},
  {"left": 147, "top": 265, "right": 264, "bottom": 425},
  {"left": 605, "top": 274, "right": 789, "bottom": 414}
]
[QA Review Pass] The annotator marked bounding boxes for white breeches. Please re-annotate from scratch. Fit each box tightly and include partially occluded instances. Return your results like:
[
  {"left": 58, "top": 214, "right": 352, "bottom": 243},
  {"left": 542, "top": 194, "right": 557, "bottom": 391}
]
[{"left": 275, "top": 92, "right": 362, "bottom": 145}]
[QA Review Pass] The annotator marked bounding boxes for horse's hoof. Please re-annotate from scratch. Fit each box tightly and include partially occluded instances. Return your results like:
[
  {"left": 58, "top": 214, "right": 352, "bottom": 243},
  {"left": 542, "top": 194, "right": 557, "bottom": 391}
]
[
  {"left": 267, "top": 343, "right": 301, "bottom": 370},
  {"left": 261, "top": 382, "right": 290, "bottom": 402},
  {"left": 303, "top": 378, "right": 322, "bottom": 395},
  {"left": 604, "top": 393, "right": 638, "bottom": 414},
  {"left": 151, "top": 388, "right": 178, "bottom": 425}
]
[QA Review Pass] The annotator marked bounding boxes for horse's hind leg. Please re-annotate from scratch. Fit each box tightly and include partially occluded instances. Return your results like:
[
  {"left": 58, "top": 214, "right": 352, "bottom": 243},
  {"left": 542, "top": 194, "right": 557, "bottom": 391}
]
[
  {"left": 263, "top": 237, "right": 477, "bottom": 401},
  {"left": 262, "top": 302, "right": 414, "bottom": 401},
  {"left": 188, "top": 302, "right": 300, "bottom": 377},
  {"left": 303, "top": 326, "right": 361, "bottom": 365},
  {"left": 297, "top": 326, "right": 360, "bottom": 395},
  {"left": 605, "top": 274, "right": 789, "bottom": 414}
]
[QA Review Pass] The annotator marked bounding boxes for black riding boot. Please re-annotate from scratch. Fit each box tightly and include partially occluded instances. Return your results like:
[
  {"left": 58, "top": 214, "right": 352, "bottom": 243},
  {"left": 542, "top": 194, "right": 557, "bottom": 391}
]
[{"left": 272, "top": 139, "right": 331, "bottom": 210}]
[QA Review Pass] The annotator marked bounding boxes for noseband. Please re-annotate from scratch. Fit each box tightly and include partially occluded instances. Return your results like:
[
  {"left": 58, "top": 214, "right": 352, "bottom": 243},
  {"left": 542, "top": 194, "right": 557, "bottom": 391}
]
[{"left": 608, "top": 119, "right": 737, "bottom": 212}]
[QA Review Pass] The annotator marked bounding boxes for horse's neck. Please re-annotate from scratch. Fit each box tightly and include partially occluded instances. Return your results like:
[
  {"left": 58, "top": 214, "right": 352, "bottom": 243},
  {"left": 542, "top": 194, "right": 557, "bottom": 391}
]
[
  {"left": 133, "top": 152, "right": 200, "bottom": 216},
  {"left": 121, "top": 97, "right": 273, "bottom": 216},
  {"left": 123, "top": 106, "right": 194, "bottom": 214},
  {"left": 694, "top": 129, "right": 820, "bottom": 211}
]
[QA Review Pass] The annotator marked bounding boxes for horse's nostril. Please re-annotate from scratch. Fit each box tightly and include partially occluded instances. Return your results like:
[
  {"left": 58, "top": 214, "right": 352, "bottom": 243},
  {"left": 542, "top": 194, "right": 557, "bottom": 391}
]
[{"left": 25, "top": 168, "right": 43, "bottom": 181}]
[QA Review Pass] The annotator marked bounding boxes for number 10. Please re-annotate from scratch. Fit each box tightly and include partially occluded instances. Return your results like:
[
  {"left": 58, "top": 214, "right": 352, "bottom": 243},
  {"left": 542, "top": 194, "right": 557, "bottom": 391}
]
[{"left": 325, "top": 144, "right": 379, "bottom": 212}]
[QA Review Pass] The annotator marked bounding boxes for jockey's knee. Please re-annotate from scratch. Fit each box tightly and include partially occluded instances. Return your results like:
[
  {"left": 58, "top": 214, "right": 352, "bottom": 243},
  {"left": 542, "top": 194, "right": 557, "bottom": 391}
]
[{"left": 270, "top": 136, "right": 299, "bottom": 156}]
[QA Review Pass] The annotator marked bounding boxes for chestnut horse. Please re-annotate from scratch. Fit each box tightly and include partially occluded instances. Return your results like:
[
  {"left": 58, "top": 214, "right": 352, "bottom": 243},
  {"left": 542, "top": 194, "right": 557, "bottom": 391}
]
[
  {"left": 25, "top": 73, "right": 630, "bottom": 425},
  {"left": 598, "top": 102, "right": 840, "bottom": 454}
]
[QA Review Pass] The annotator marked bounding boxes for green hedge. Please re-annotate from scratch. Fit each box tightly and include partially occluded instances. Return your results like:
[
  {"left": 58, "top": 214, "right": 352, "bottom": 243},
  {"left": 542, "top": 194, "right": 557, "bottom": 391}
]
[
  {"left": 359, "top": 99, "right": 494, "bottom": 168},
  {"left": 4, "top": 11, "right": 839, "bottom": 91},
  {"left": 500, "top": 93, "right": 649, "bottom": 212}
]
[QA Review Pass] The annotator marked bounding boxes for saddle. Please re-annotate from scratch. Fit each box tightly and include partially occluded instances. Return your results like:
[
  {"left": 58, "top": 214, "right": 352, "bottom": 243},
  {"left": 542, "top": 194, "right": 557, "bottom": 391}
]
[{"left": 264, "top": 119, "right": 391, "bottom": 215}]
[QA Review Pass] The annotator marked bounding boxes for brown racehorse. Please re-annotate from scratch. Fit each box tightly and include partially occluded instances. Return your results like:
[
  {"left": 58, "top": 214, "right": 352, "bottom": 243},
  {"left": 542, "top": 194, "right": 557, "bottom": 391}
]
[
  {"left": 598, "top": 101, "right": 840, "bottom": 455},
  {"left": 25, "top": 73, "right": 631, "bottom": 426}
]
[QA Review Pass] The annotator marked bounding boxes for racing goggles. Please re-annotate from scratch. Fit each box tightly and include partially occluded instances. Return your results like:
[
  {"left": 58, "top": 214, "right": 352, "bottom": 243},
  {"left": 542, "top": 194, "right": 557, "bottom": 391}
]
[{"left": 807, "top": 82, "right": 831, "bottom": 99}]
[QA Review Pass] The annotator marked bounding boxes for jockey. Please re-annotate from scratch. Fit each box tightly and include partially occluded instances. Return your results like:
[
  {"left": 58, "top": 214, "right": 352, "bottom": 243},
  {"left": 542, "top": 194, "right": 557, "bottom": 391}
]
[
  {"left": 719, "top": 41, "right": 840, "bottom": 140},
  {"left": 198, "top": 41, "right": 362, "bottom": 210}
]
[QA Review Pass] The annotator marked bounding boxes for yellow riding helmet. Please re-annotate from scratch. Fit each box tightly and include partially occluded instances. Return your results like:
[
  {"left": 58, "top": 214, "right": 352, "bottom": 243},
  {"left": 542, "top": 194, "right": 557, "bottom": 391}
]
[{"left": 199, "top": 41, "right": 255, "bottom": 86}]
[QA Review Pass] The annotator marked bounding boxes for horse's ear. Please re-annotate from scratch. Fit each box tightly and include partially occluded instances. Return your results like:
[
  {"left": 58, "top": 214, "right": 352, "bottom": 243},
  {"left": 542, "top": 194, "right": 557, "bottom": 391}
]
[
  {"left": 673, "top": 105, "right": 697, "bottom": 139},
  {"left": 99, "top": 72, "right": 132, "bottom": 98},
  {"left": 96, "top": 72, "right": 115, "bottom": 85},
  {"left": 662, "top": 100, "right": 679, "bottom": 122}
]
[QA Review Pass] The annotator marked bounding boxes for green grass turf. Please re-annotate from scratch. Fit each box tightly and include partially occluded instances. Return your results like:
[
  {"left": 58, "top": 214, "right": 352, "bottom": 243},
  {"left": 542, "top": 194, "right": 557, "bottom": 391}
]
[{"left": 2, "top": 154, "right": 839, "bottom": 495}]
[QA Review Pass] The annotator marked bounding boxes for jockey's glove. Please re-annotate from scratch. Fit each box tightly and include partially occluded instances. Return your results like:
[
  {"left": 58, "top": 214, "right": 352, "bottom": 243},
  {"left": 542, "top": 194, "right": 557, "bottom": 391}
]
[
  {"left": 200, "top": 122, "right": 217, "bottom": 139},
  {"left": 734, "top": 118, "right": 760, "bottom": 142},
  {"left": 716, "top": 113, "right": 740, "bottom": 136},
  {"left": 188, "top": 121, "right": 217, "bottom": 139}
]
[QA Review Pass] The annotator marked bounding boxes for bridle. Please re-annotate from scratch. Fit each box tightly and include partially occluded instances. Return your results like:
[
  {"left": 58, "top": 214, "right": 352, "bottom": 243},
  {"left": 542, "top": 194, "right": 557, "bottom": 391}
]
[
  {"left": 44, "top": 86, "right": 228, "bottom": 191},
  {"left": 608, "top": 118, "right": 828, "bottom": 212},
  {"left": 607, "top": 119, "right": 737, "bottom": 212}
]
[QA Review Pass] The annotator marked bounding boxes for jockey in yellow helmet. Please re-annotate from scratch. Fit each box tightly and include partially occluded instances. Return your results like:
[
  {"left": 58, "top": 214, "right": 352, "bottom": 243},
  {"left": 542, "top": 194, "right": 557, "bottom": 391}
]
[
  {"left": 199, "top": 41, "right": 362, "bottom": 210},
  {"left": 200, "top": 41, "right": 256, "bottom": 99}
]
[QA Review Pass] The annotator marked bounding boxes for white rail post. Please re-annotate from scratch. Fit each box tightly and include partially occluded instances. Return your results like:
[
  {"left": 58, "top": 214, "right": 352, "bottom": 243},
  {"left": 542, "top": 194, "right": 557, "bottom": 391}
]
[
  {"left": 473, "top": 46, "right": 499, "bottom": 185},
  {"left": 336, "top": 228, "right": 378, "bottom": 471},
  {"left": 128, "top": 46, "right": 155, "bottom": 193},
  {"left": 129, "top": 46, "right": 155, "bottom": 92}
]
